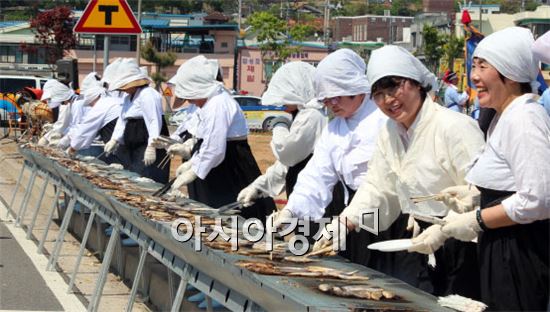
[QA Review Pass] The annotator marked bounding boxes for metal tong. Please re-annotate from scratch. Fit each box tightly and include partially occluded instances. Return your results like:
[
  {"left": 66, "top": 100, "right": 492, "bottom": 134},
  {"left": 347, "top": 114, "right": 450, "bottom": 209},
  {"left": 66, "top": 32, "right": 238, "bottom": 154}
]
[
  {"left": 210, "top": 201, "right": 243, "bottom": 217},
  {"left": 410, "top": 194, "right": 443, "bottom": 204},
  {"left": 152, "top": 177, "right": 176, "bottom": 197},
  {"left": 411, "top": 212, "right": 446, "bottom": 225}
]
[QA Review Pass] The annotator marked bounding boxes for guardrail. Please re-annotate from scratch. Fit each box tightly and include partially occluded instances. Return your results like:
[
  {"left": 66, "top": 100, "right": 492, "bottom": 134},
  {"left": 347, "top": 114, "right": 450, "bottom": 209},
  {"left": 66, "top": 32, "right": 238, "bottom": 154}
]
[{"left": 7, "top": 145, "right": 449, "bottom": 312}]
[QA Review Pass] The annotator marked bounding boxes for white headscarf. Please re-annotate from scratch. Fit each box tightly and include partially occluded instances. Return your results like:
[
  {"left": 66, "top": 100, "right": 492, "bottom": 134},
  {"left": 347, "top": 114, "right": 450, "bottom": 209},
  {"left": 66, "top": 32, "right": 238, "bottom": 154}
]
[
  {"left": 169, "top": 55, "right": 223, "bottom": 100},
  {"left": 262, "top": 61, "right": 319, "bottom": 109},
  {"left": 100, "top": 58, "right": 122, "bottom": 87},
  {"left": 314, "top": 48, "right": 370, "bottom": 101},
  {"left": 533, "top": 30, "right": 550, "bottom": 65},
  {"left": 473, "top": 27, "right": 539, "bottom": 92},
  {"left": 41, "top": 79, "right": 74, "bottom": 108},
  {"left": 107, "top": 58, "right": 150, "bottom": 91},
  {"left": 81, "top": 72, "right": 105, "bottom": 106},
  {"left": 367, "top": 45, "right": 435, "bottom": 90}
]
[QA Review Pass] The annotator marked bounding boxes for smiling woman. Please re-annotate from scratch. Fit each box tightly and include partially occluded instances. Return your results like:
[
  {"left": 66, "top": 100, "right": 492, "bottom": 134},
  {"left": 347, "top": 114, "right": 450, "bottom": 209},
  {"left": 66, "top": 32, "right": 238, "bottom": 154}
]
[
  {"left": 441, "top": 27, "right": 550, "bottom": 311},
  {"left": 331, "top": 45, "right": 485, "bottom": 299}
]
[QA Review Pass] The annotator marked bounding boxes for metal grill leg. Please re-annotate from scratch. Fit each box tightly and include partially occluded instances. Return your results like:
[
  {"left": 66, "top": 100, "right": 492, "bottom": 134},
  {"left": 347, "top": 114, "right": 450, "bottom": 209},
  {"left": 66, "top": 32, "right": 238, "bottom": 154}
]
[
  {"left": 168, "top": 269, "right": 176, "bottom": 305},
  {"left": 170, "top": 273, "right": 189, "bottom": 312},
  {"left": 88, "top": 222, "right": 120, "bottom": 312},
  {"left": 15, "top": 168, "right": 37, "bottom": 226},
  {"left": 125, "top": 244, "right": 148, "bottom": 312},
  {"left": 67, "top": 207, "right": 97, "bottom": 293},
  {"left": 205, "top": 296, "right": 213, "bottom": 312},
  {"left": 47, "top": 195, "right": 77, "bottom": 271},
  {"left": 6, "top": 162, "right": 26, "bottom": 218},
  {"left": 26, "top": 175, "right": 50, "bottom": 239},
  {"left": 38, "top": 186, "right": 61, "bottom": 254}
]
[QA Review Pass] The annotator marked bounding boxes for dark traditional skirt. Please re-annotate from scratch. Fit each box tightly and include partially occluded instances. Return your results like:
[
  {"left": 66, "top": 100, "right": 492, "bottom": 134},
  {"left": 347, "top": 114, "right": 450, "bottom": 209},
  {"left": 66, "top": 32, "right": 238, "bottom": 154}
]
[
  {"left": 187, "top": 139, "right": 276, "bottom": 223},
  {"left": 118, "top": 117, "right": 170, "bottom": 183},
  {"left": 477, "top": 187, "right": 549, "bottom": 311}
]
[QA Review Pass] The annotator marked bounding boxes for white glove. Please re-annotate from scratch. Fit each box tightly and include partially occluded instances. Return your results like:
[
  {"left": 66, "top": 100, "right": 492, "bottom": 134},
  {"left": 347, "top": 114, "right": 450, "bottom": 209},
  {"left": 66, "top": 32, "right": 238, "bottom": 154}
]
[
  {"left": 441, "top": 210, "right": 481, "bottom": 242},
  {"left": 176, "top": 161, "right": 192, "bottom": 176},
  {"left": 312, "top": 218, "right": 348, "bottom": 252},
  {"left": 438, "top": 185, "right": 480, "bottom": 213},
  {"left": 408, "top": 224, "right": 449, "bottom": 254},
  {"left": 104, "top": 139, "right": 119, "bottom": 156},
  {"left": 38, "top": 137, "right": 49, "bottom": 146},
  {"left": 57, "top": 136, "right": 70, "bottom": 150},
  {"left": 171, "top": 168, "right": 198, "bottom": 190},
  {"left": 167, "top": 138, "right": 196, "bottom": 159},
  {"left": 406, "top": 214, "right": 421, "bottom": 238},
  {"left": 265, "top": 208, "right": 294, "bottom": 235},
  {"left": 143, "top": 145, "right": 157, "bottom": 166},
  {"left": 49, "top": 132, "right": 62, "bottom": 141},
  {"left": 169, "top": 134, "right": 183, "bottom": 142},
  {"left": 237, "top": 185, "right": 264, "bottom": 207}
]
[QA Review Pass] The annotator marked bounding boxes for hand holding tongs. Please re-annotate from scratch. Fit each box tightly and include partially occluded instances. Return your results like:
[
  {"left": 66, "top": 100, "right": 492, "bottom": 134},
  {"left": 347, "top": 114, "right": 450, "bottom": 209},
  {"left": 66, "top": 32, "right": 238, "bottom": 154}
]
[
  {"left": 152, "top": 177, "right": 176, "bottom": 197},
  {"left": 410, "top": 194, "right": 444, "bottom": 204}
]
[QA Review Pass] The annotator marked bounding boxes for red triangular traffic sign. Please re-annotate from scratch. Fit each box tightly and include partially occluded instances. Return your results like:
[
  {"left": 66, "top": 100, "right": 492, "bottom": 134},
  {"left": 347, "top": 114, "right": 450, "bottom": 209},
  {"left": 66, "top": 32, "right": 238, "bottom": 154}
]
[{"left": 74, "top": 0, "right": 142, "bottom": 34}]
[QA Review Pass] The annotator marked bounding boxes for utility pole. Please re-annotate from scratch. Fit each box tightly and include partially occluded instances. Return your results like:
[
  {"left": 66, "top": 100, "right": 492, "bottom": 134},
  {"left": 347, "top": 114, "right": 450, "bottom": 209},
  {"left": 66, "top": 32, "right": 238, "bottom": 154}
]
[
  {"left": 238, "top": 0, "right": 242, "bottom": 33},
  {"left": 135, "top": 0, "right": 142, "bottom": 65},
  {"left": 479, "top": 0, "right": 482, "bottom": 33},
  {"left": 324, "top": 0, "right": 331, "bottom": 46}
]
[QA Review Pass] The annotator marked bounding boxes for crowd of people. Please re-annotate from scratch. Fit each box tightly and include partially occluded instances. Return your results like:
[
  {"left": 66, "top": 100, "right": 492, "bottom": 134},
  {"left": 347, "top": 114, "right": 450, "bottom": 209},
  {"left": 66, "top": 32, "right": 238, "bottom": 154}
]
[{"left": 36, "top": 26, "right": 549, "bottom": 311}]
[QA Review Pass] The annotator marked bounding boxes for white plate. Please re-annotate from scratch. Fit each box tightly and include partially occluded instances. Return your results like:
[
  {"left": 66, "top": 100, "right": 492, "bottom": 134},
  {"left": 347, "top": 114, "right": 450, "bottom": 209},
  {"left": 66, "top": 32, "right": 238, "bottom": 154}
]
[{"left": 367, "top": 239, "right": 413, "bottom": 252}]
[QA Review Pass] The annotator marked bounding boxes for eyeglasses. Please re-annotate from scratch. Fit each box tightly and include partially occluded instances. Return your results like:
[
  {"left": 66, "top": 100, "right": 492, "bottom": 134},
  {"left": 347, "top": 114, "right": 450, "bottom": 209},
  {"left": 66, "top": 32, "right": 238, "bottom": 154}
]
[
  {"left": 372, "top": 80, "right": 405, "bottom": 103},
  {"left": 322, "top": 96, "right": 341, "bottom": 106}
]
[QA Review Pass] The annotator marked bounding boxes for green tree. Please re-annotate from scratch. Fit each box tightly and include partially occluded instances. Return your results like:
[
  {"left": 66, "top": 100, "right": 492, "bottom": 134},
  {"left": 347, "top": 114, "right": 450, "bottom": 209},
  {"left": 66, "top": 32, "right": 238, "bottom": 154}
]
[
  {"left": 422, "top": 24, "right": 445, "bottom": 73},
  {"left": 247, "top": 11, "right": 311, "bottom": 83},
  {"left": 140, "top": 40, "right": 177, "bottom": 91},
  {"left": 442, "top": 34, "right": 464, "bottom": 70}
]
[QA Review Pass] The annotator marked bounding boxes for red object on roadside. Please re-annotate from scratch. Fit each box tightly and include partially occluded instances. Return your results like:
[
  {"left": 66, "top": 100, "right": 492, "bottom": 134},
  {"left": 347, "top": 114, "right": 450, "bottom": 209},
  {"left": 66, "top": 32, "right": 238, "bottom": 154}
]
[
  {"left": 240, "top": 90, "right": 249, "bottom": 95},
  {"left": 24, "top": 87, "right": 43, "bottom": 100},
  {"left": 461, "top": 9, "right": 472, "bottom": 25}
]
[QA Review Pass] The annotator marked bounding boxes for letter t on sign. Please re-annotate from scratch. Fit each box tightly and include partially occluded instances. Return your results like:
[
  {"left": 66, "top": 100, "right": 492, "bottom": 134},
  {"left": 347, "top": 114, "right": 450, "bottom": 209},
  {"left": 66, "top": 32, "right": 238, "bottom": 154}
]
[{"left": 98, "top": 5, "right": 118, "bottom": 25}]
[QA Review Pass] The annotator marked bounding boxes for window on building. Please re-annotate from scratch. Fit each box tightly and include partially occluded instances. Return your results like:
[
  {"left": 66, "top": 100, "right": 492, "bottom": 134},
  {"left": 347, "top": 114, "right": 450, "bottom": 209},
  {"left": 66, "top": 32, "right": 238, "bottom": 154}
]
[
  {"left": 222, "top": 66, "right": 230, "bottom": 79},
  {"left": 0, "top": 46, "right": 20, "bottom": 63},
  {"left": 221, "top": 42, "right": 228, "bottom": 48},
  {"left": 27, "top": 47, "right": 47, "bottom": 64}
]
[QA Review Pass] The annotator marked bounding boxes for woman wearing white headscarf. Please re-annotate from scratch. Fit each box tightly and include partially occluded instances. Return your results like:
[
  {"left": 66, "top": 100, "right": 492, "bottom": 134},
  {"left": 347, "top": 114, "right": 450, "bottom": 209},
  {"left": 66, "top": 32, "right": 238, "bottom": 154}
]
[
  {"left": 268, "top": 49, "right": 387, "bottom": 256},
  {"left": 438, "top": 27, "right": 550, "bottom": 310},
  {"left": 103, "top": 58, "right": 170, "bottom": 183},
  {"left": 56, "top": 72, "right": 102, "bottom": 151},
  {"left": 65, "top": 72, "right": 124, "bottom": 163},
  {"left": 38, "top": 79, "right": 81, "bottom": 146},
  {"left": 161, "top": 63, "right": 203, "bottom": 160},
  {"left": 169, "top": 55, "right": 275, "bottom": 220},
  {"left": 236, "top": 61, "right": 328, "bottom": 207},
  {"left": 312, "top": 45, "right": 485, "bottom": 298}
]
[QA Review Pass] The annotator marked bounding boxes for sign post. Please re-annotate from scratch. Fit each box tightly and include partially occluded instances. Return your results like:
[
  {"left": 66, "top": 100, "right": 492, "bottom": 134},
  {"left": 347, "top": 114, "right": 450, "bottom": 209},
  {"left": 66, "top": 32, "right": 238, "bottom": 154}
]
[{"left": 73, "top": 0, "right": 142, "bottom": 72}]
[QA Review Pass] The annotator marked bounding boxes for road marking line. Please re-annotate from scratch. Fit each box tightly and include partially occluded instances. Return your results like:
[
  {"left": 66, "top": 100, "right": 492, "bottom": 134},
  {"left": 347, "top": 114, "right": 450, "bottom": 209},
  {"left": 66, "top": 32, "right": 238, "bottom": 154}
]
[{"left": 0, "top": 202, "right": 86, "bottom": 312}]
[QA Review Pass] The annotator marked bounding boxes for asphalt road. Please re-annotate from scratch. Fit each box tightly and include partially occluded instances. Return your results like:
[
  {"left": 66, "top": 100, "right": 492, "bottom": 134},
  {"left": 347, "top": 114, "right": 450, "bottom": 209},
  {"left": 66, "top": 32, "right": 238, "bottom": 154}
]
[{"left": 0, "top": 221, "right": 63, "bottom": 311}]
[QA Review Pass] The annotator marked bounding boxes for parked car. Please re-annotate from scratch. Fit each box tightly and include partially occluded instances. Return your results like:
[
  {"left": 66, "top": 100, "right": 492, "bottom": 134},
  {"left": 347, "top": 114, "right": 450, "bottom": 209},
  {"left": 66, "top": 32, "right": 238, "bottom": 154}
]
[
  {"left": 233, "top": 95, "right": 292, "bottom": 131},
  {"left": 169, "top": 96, "right": 293, "bottom": 131},
  {"left": 0, "top": 75, "right": 48, "bottom": 94}
]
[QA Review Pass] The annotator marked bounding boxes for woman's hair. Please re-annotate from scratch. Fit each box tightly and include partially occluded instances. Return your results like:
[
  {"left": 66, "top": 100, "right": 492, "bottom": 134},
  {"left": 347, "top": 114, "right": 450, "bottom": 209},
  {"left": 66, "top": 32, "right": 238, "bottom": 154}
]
[
  {"left": 497, "top": 73, "right": 532, "bottom": 94},
  {"left": 371, "top": 75, "right": 429, "bottom": 102}
]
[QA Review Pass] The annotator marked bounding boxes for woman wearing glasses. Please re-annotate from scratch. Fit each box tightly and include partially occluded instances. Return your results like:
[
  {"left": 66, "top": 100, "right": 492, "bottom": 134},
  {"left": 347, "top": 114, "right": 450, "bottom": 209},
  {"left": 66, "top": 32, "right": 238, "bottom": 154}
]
[
  {"left": 268, "top": 49, "right": 387, "bottom": 258},
  {"left": 313, "top": 45, "right": 485, "bottom": 298}
]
